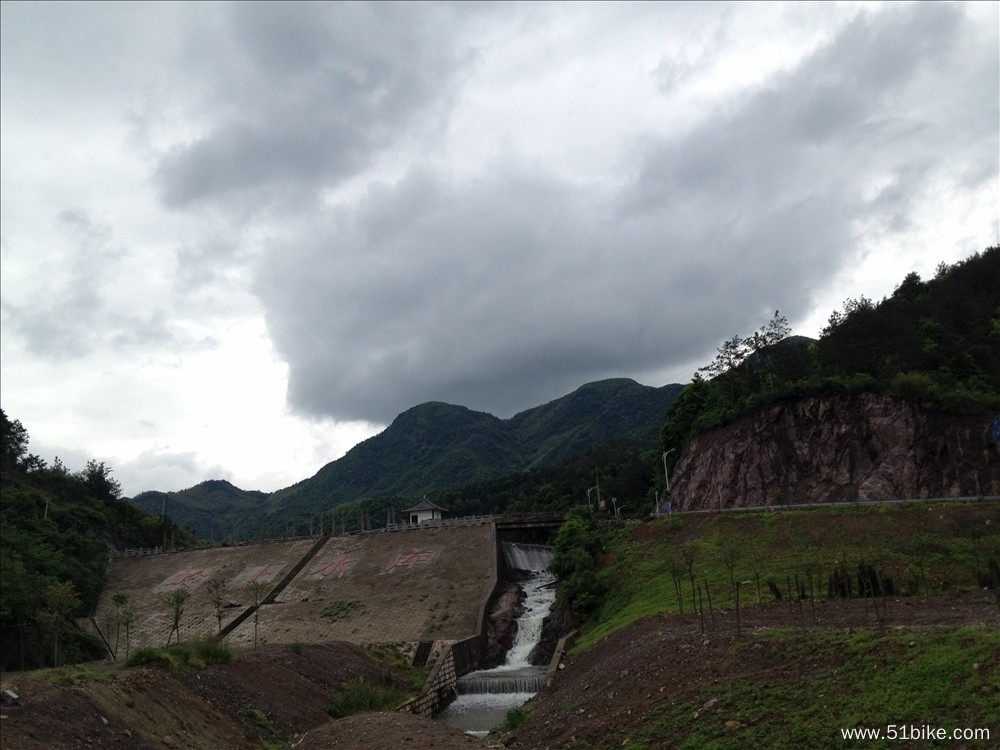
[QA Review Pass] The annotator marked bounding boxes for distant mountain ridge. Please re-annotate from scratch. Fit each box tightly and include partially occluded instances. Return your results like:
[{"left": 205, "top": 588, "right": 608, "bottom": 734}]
[
  {"left": 131, "top": 479, "right": 269, "bottom": 541},
  {"left": 131, "top": 378, "right": 683, "bottom": 538}
]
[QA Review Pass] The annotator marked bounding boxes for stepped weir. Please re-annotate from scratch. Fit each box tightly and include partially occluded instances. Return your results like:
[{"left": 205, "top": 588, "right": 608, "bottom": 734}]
[{"left": 439, "top": 541, "right": 556, "bottom": 736}]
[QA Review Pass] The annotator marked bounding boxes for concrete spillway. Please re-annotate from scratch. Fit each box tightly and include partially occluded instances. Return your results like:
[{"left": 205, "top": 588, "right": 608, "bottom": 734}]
[{"left": 439, "top": 542, "right": 556, "bottom": 737}]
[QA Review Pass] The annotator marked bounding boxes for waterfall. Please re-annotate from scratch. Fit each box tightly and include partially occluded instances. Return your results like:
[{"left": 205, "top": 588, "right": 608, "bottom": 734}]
[
  {"left": 499, "top": 566, "right": 555, "bottom": 668},
  {"left": 438, "top": 542, "right": 557, "bottom": 737},
  {"left": 455, "top": 671, "right": 546, "bottom": 694},
  {"left": 502, "top": 542, "right": 553, "bottom": 573}
]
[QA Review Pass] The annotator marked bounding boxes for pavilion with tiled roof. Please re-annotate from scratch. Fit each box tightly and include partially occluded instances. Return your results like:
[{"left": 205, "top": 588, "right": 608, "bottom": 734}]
[{"left": 401, "top": 496, "right": 448, "bottom": 525}]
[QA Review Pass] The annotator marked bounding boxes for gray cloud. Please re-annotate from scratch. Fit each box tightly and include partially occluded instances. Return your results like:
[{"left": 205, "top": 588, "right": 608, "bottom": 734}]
[
  {"left": 2, "top": 209, "right": 206, "bottom": 360},
  {"left": 154, "top": 2, "right": 469, "bottom": 210},
  {"left": 112, "top": 447, "right": 234, "bottom": 496},
  {"left": 1, "top": 1, "right": 995, "bottom": 493},
  {"left": 254, "top": 2, "right": 996, "bottom": 424}
]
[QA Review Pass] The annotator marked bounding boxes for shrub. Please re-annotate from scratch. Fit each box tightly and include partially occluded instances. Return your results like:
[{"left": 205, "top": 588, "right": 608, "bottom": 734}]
[
  {"left": 497, "top": 701, "right": 535, "bottom": 732},
  {"left": 889, "top": 372, "right": 940, "bottom": 402},
  {"left": 550, "top": 507, "right": 607, "bottom": 618},
  {"left": 327, "top": 679, "right": 410, "bottom": 719},
  {"left": 124, "top": 638, "right": 234, "bottom": 673},
  {"left": 125, "top": 646, "right": 182, "bottom": 671},
  {"left": 245, "top": 708, "right": 276, "bottom": 733}
]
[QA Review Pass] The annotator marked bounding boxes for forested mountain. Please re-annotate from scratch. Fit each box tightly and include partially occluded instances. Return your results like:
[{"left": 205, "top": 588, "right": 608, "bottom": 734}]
[
  {"left": 0, "top": 410, "right": 195, "bottom": 671},
  {"left": 131, "top": 480, "right": 270, "bottom": 543},
  {"left": 129, "top": 378, "right": 683, "bottom": 539},
  {"left": 508, "top": 378, "right": 684, "bottom": 466}
]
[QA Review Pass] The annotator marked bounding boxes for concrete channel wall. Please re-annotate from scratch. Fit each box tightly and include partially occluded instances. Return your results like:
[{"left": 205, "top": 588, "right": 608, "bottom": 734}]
[{"left": 397, "top": 634, "right": 484, "bottom": 717}]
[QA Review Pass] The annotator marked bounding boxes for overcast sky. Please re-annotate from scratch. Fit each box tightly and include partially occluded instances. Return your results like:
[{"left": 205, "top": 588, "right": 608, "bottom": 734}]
[{"left": 2, "top": 1, "right": 997, "bottom": 496}]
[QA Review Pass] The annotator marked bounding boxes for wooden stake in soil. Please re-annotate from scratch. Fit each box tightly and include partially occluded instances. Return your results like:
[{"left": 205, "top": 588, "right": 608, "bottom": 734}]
[
  {"left": 808, "top": 570, "right": 817, "bottom": 624},
  {"left": 795, "top": 573, "right": 804, "bottom": 623},
  {"left": 735, "top": 580, "right": 741, "bottom": 636},
  {"left": 672, "top": 572, "right": 684, "bottom": 614},
  {"left": 697, "top": 585, "right": 705, "bottom": 634},
  {"left": 703, "top": 581, "right": 715, "bottom": 627}
]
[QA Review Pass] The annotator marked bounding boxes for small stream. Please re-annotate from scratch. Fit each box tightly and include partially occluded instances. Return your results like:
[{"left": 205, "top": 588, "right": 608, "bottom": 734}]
[{"left": 438, "top": 542, "right": 556, "bottom": 737}]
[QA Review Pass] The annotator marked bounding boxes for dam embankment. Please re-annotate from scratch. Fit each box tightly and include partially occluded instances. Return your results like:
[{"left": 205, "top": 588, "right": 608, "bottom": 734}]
[{"left": 94, "top": 522, "right": 497, "bottom": 652}]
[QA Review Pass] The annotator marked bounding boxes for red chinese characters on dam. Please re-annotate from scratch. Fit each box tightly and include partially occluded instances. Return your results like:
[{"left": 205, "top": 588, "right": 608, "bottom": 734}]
[
  {"left": 157, "top": 568, "right": 214, "bottom": 592},
  {"left": 307, "top": 554, "right": 359, "bottom": 580},
  {"left": 381, "top": 548, "right": 436, "bottom": 574}
]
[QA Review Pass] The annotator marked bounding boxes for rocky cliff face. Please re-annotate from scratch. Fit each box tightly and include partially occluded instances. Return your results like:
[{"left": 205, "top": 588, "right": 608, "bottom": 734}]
[{"left": 671, "top": 393, "right": 1000, "bottom": 509}]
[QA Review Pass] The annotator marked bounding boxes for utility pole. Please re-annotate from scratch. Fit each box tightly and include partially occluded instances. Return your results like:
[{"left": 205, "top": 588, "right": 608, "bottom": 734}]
[
  {"left": 662, "top": 449, "right": 676, "bottom": 494},
  {"left": 662, "top": 448, "right": 676, "bottom": 514},
  {"left": 594, "top": 468, "right": 601, "bottom": 511}
]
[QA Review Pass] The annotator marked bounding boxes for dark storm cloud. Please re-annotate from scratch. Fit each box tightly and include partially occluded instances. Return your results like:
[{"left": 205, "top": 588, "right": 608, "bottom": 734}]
[
  {"left": 259, "top": 163, "right": 845, "bottom": 422},
  {"left": 154, "top": 2, "right": 467, "bottom": 210},
  {"left": 251, "top": 2, "right": 996, "bottom": 424}
]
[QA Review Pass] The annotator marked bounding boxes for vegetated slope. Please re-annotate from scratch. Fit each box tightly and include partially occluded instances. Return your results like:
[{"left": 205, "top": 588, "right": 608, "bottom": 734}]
[
  {"left": 0, "top": 410, "right": 195, "bottom": 671},
  {"left": 578, "top": 500, "right": 1000, "bottom": 651},
  {"left": 509, "top": 378, "right": 684, "bottom": 466},
  {"left": 266, "top": 401, "right": 525, "bottom": 518},
  {"left": 135, "top": 378, "right": 682, "bottom": 536},
  {"left": 131, "top": 480, "right": 269, "bottom": 541},
  {"left": 507, "top": 502, "right": 1000, "bottom": 749},
  {"left": 671, "top": 392, "right": 1000, "bottom": 509},
  {"left": 509, "top": 615, "right": 999, "bottom": 750},
  {"left": 437, "top": 440, "right": 667, "bottom": 518}
]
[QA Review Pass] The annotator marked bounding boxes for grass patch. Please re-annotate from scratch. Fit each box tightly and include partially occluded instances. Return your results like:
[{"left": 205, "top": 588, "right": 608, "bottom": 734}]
[
  {"left": 363, "top": 642, "right": 409, "bottom": 669},
  {"left": 363, "top": 642, "right": 428, "bottom": 691},
  {"left": 625, "top": 627, "right": 999, "bottom": 750},
  {"left": 47, "top": 665, "right": 112, "bottom": 686},
  {"left": 245, "top": 707, "right": 277, "bottom": 733},
  {"left": 123, "top": 638, "right": 235, "bottom": 673},
  {"left": 327, "top": 679, "right": 411, "bottom": 719},
  {"left": 320, "top": 600, "right": 366, "bottom": 622},
  {"left": 496, "top": 700, "right": 536, "bottom": 733}
]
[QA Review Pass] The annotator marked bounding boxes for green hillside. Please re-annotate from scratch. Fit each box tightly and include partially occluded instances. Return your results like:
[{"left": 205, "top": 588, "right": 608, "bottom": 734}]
[
  {"left": 129, "top": 378, "right": 683, "bottom": 538},
  {"left": 510, "top": 378, "right": 684, "bottom": 466},
  {"left": 265, "top": 401, "right": 524, "bottom": 520},
  {"left": 131, "top": 479, "right": 269, "bottom": 542},
  {"left": 0, "top": 410, "right": 195, "bottom": 671}
]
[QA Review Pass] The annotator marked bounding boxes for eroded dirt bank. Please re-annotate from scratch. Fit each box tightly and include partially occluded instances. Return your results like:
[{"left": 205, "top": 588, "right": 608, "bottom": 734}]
[
  {"left": 505, "top": 593, "right": 1000, "bottom": 749},
  {"left": 2, "top": 595, "right": 997, "bottom": 749},
  {"left": 0, "top": 642, "right": 397, "bottom": 749}
]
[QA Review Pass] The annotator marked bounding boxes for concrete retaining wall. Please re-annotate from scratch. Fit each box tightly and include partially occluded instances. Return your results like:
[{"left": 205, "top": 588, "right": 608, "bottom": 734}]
[{"left": 397, "top": 634, "right": 485, "bottom": 717}]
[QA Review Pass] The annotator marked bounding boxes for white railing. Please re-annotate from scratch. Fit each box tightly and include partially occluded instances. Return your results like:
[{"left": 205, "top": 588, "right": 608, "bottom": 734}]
[{"left": 110, "top": 546, "right": 161, "bottom": 558}]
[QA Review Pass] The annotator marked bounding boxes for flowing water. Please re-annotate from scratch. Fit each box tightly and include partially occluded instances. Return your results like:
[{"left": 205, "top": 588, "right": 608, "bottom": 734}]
[{"left": 438, "top": 542, "right": 556, "bottom": 737}]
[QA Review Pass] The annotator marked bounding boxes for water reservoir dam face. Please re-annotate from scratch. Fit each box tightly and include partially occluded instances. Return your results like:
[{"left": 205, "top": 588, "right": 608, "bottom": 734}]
[
  {"left": 95, "top": 524, "right": 495, "bottom": 650},
  {"left": 439, "top": 542, "right": 556, "bottom": 737}
]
